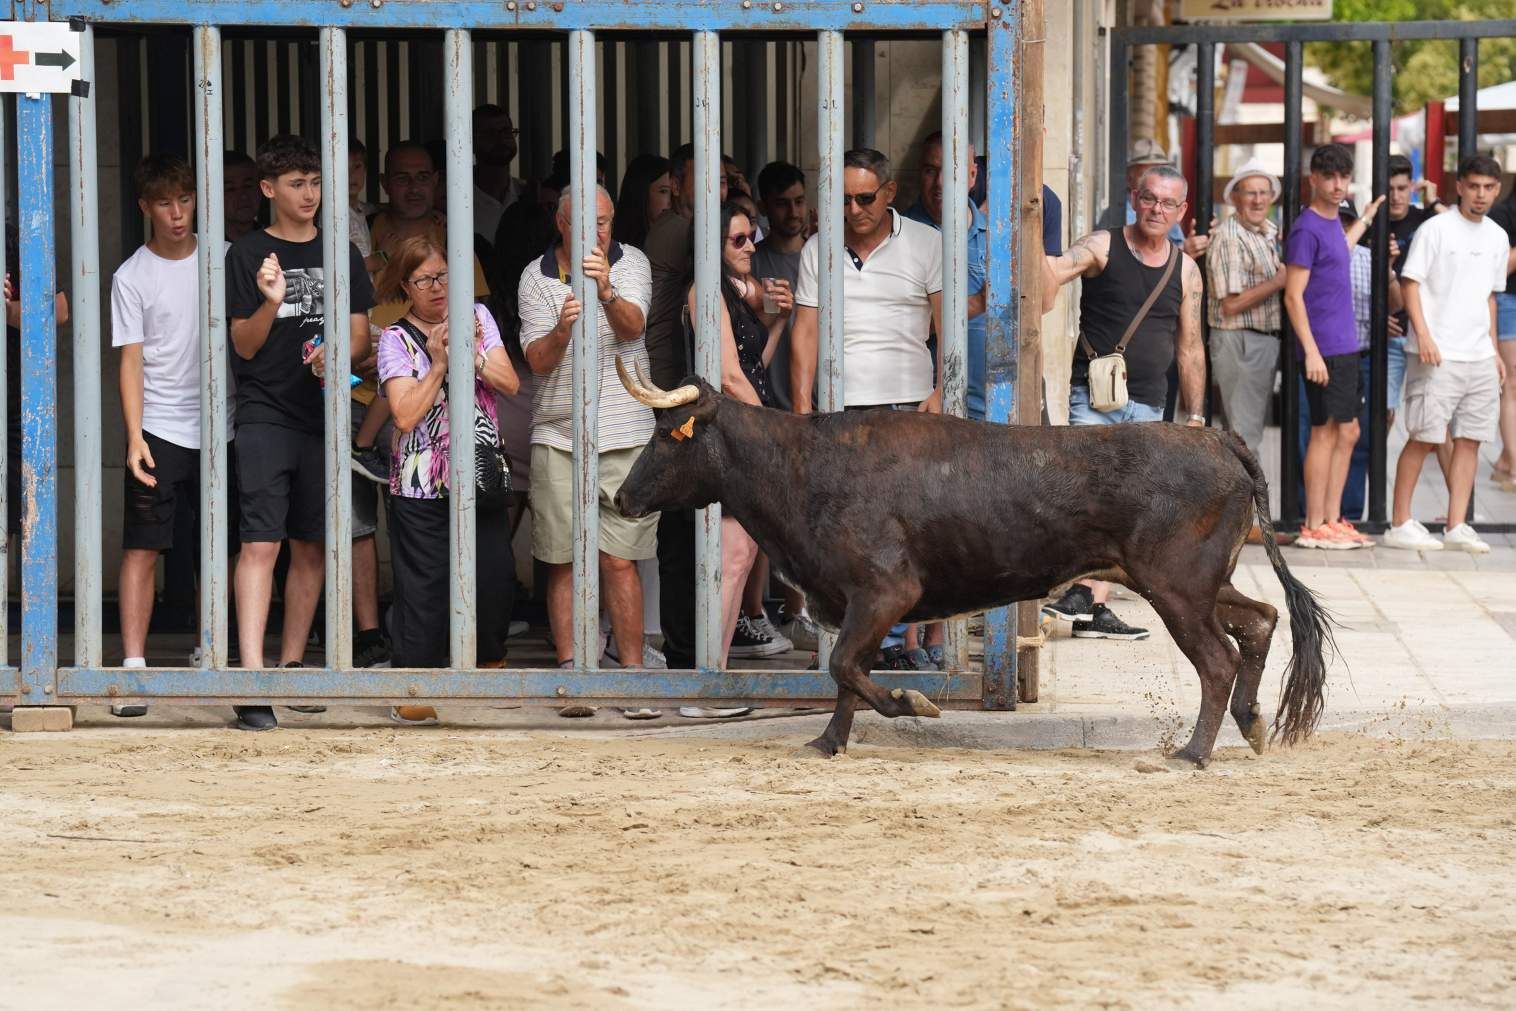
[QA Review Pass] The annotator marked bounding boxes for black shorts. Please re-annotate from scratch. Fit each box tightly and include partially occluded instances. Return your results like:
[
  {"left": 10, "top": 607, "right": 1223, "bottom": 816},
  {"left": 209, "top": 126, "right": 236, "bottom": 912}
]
[
  {"left": 122, "top": 431, "right": 243, "bottom": 553},
  {"left": 236, "top": 422, "right": 325, "bottom": 543},
  {"left": 1305, "top": 352, "right": 1362, "bottom": 426}
]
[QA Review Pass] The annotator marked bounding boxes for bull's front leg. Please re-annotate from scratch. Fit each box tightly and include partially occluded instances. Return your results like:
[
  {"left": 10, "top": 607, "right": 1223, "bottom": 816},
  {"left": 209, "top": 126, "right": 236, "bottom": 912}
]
[{"left": 806, "top": 587, "right": 941, "bottom": 758}]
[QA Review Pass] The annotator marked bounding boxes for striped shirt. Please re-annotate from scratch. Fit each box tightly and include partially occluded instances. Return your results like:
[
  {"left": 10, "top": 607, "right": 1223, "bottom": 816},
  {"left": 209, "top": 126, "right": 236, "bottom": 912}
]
[
  {"left": 1206, "top": 212, "right": 1281, "bottom": 332},
  {"left": 1349, "top": 245, "right": 1374, "bottom": 353},
  {"left": 517, "top": 240, "right": 656, "bottom": 452}
]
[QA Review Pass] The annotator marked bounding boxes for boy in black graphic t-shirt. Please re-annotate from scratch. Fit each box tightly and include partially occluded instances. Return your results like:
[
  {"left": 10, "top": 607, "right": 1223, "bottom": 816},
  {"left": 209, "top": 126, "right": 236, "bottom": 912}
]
[{"left": 225, "top": 134, "right": 375, "bottom": 732}]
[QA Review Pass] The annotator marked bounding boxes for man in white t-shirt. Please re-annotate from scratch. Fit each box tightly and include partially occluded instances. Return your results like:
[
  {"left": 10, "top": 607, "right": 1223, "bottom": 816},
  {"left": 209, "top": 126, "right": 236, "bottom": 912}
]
[
  {"left": 790, "top": 148, "right": 946, "bottom": 414},
  {"left": 1384, "top": 154, "right": 1510, "bottom": 555},
  {"left": 111, "top": 154, "right": 238, "bottom": 714}
]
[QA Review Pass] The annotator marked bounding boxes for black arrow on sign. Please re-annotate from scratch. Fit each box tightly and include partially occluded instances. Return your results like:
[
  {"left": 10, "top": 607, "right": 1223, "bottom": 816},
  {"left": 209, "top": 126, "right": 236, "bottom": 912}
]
[{"left": 34, "top": 51, "right": 77, "bottom": 71}]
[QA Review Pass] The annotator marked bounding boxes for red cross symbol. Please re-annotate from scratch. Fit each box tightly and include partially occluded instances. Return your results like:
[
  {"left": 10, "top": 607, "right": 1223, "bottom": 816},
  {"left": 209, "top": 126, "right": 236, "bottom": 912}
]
[{"left": 0, "top": 35, "right": 32, "bottom": 81}]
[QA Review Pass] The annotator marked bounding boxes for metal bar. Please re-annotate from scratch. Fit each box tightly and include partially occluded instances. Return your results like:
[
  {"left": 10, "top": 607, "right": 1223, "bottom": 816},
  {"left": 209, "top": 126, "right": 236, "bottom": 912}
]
[
  {"left": 0, "top": 93, "right": 6, "bottom": 670},
  {"left": 60, "top": 666, "right": 979, "bottom": 705},
  {"left": 940, "top": 29, "right": 970, "bottom": 674},
  {"left": 70, "top": 25, "right": 103, "bottom": 671},
  {"left": 318, "top": 28, "right": 355, "bottom": 671},
  {"left": 1114, "top": 20, "right": 1516, "bottom": 45},
  {"left": 1194, "top": 42, "right": 1214, "bottom": 239},
  {"left": 18, "top": 93, "right": 58, "bottom": 700},
  {"left": 51, "top": 1, "right": 990, "bottom": 31},
  {"left": 814, "top": 29, "right": 846, "bottom": 672},
  {"left": 1108, "top": 39, "right": 1128, "bottom": 226},
  {"left": 981, "top": 1, "right": 1018, "bottom": 710},
  {"left": 1459, "top": 36, "right": 1478, "bottom": 524},
  {"left": 194, "top": 26, "right": 230, "bottom": 670},
  {"left": 1279, "top": 41, "right": 1303, "bottom": 527},
  {"left": 852, "top": 38, "right": 875, "bottom": 150},
  {"left": 1368, "top": 40, "right": 1391, "bottom": 526},
  {"left": 445, "top": 28, "right": 480, "bottom": 668},
  {"left": 692, "top": 30, "right": 723, "bottom": 672}
]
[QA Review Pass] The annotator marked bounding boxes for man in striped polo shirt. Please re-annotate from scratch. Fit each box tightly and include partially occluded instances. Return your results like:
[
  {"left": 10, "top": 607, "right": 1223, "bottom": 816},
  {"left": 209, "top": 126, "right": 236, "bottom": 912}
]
[{"left": 518, "top": 184, "right": 657, "bottom": 671}]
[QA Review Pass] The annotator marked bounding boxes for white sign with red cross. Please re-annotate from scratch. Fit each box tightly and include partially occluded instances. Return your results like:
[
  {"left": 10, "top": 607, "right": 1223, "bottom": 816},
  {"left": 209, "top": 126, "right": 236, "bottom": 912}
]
[{"left": 0, "top": 21, "right": 84, "bottom": 94}]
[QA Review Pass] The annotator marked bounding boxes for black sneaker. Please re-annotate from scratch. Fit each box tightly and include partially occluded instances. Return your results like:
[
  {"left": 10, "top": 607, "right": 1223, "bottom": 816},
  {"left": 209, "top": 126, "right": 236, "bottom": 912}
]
[
  {"left": 877, "top": 644, "right": 920, "bottom": 671},
  {"left": 728, "top": 613, "right": 788, "bottom": 658},
  {"left": 1041, "top": 584, "right": 1095, "bottom": 623},
  {"left": 1072, "top": 604, "right": 1150, "bottom": 641},
  {"left": 234, "top": 706, "right": 278, "bottom": 731},
  {"left": 281, "top": 661, "right": 327, "bottom": 713},
  {"left": 354, "top": 632, "right": 392, "bottom": 669},
  {"left": 351, "top": 441, "right": 390, "bottom": 485}
]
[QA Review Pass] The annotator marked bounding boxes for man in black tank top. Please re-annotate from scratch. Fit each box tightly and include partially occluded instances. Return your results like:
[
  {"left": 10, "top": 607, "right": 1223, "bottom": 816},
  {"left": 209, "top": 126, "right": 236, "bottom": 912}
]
[{"left": 1036, "top": 164, "right": 1207, "bottom": 641}]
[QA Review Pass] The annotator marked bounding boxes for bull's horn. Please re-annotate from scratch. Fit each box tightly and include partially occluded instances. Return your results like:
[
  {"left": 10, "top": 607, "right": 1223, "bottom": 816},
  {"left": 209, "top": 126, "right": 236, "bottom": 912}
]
[{"left": 615, "top": 355, "right": 700, "bottom": 409}]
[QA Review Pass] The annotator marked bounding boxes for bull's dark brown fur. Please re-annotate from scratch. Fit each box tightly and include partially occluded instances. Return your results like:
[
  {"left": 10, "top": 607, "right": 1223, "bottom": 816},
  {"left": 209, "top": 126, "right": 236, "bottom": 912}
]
[{"left": 615, "top": 380, "right": 1332, "bottom": 766}]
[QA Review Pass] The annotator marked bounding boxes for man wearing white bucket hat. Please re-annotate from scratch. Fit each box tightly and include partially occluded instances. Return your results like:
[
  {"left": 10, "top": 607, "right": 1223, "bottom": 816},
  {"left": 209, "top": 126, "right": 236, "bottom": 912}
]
[{"left": 1207, "top": 158, "right": 1285, "bottom": 456}]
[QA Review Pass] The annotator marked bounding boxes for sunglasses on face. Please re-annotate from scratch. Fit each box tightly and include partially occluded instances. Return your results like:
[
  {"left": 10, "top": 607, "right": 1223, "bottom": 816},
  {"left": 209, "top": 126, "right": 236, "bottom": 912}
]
[
  {"left": 842, "top": 185, "right": 885, "bottom": 208},
  {"left": 726, "top": 232, "right": 757, "bottom": 249}
]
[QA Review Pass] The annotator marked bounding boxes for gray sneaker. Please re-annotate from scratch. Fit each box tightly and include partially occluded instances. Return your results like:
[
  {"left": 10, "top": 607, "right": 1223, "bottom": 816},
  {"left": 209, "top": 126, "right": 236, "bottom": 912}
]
[
  {"left": 748, "top": 613, "right": 794, "bottom": 654},
  {"left": 775, "top": 608, "right": 820, "bottom": 652}
]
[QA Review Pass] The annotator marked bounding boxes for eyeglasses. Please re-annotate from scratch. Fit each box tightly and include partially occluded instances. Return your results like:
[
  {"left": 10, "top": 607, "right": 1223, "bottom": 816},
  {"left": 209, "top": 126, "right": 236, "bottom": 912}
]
[
  {"left": 726, "top": 232, "right": 756, "bottom": 249},
  {"left": 842, "top": 185, "right": 885, "bottom": 208},
  {"left": 1136, "top": 191, "right": 1182, "bottom": 213},
  {"left": 405, "top": 271, "right": 449, "bottom": 291}
]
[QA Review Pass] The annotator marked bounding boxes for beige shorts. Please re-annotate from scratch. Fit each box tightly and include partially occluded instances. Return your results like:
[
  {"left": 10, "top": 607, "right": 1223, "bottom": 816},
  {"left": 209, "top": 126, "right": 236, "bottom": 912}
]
[
  {"left": 1402, "top": 358, "right": 1500, "bottom": 445},
  {"left": 529, "top": 444, "right": 659, "bottom": 564}
]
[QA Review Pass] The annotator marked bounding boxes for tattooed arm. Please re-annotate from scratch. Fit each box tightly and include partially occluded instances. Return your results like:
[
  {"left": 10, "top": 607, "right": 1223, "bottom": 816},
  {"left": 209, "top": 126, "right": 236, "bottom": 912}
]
[
  {"left": 1176, "top": 255, "right": 1206, "bottom": 425},
  {"left": 1043, "top": 229, "right": 1111, "bottom": 291}
]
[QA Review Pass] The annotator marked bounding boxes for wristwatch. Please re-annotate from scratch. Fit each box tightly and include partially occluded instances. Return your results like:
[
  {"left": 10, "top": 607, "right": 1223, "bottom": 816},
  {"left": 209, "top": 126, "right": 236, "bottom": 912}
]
[{"left": 599, "top": 284, "right": 620, "bottom": 306}]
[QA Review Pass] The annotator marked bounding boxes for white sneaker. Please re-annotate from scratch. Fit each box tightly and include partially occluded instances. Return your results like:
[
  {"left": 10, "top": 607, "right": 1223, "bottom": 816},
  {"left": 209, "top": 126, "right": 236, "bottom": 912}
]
[
  {"left": 1442, "top": 523, "right": 1491, "bottom": 554},
  {"left": 677, "top": 706, "right": 754, "bottom": 719},
  {"left": 1382, "top": 519, "right": 1444, "bottom": 552},
  {"left": 776, "top": 609, "right": 820, "bottom": 651}
]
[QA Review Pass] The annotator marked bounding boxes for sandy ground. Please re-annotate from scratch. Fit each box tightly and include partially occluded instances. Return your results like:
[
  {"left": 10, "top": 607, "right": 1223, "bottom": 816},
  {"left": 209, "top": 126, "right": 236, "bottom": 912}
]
[{"left": 2, "top": 727, "right": 1515, "bottom": 1010}]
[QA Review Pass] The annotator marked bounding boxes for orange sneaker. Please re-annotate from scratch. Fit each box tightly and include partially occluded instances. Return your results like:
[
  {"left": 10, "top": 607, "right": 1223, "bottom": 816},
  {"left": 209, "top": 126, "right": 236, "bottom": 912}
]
[
  {"left": 1298, "top": 524, "right": 1356, "bottom": 550},
  {"left": 1330, "top": 519, "right": 1374, "bottom": 546}
]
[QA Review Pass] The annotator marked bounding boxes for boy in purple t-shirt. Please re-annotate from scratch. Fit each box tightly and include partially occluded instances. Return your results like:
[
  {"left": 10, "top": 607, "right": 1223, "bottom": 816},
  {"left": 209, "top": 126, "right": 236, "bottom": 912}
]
[{"left": 1284, "top": 143, "right": 1384, "bottom": 549}]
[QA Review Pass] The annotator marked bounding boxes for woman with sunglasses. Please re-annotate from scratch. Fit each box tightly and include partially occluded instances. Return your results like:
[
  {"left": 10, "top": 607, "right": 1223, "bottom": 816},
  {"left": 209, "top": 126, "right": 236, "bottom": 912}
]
[
  {"left": 376, "top": 235, "right": 522, "bottom": 724},
  {"left": 684, "top": 203, "right": 793, "bottom": 668}
]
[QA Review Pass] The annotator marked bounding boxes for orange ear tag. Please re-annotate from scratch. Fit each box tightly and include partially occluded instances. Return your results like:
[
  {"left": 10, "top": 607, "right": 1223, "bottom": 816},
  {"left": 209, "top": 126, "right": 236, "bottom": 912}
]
[{"left": 671, "top": 416, "right": 696, "bottom": 441}]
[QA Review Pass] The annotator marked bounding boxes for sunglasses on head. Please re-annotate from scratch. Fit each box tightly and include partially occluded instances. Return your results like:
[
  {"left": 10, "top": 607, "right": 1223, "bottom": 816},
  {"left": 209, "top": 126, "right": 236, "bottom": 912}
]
[
  {"left": 842, "top": 184, "right": 885, "bottom": 208},
  {"left": 726, "top": 231, "right": 757, "bottom": 249}
]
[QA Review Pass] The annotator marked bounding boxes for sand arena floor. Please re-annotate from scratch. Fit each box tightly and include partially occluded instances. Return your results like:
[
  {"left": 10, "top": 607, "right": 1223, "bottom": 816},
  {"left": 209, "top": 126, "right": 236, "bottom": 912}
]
[{"left": 2, "top": 725, "right": 1515, "bottom": 1010}]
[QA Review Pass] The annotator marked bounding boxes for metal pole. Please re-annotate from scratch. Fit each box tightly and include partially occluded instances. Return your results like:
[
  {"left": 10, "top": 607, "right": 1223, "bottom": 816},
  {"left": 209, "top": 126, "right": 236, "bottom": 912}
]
[
  {"left": 852, "top": 38, "right": 875, "bottom": 150},
  {"left": 941, "top": 28, "right": 970, "bottom": 675},
  {"left": 815, "top": 29, "right": 846, "bottom": 671},
  {"left": 982, "top": 3, "right": 1019, "bottom": 710},
  {"left": 1194, "top": 42, "right": 1214, "bottom": 239},
  {"left": 1368, "top": 40, "right": 1391, "bottom": 526},
  {"left": 319, "top": 27, "right": 354, "bottom": 671},
  {"left": 0, "top": 90, "right": 7, "bottom": 669},
  {"left": 69, "top": 25, "right": 102, "bottom": 670},
  {"left": 445, "top": 28, "right": 480, "bottom": 668},
  {"left": 1279, "top": 41, "right": 1303, "bottom": 527},
  {"left": 692, "top": 30, "right": 723, "bottom": 672},
  {"left": 1108, "top": 40, "right": 1128, "bottom": 221},
  {"left": 18, "top": 92, "right": 58, "bottom": 696},
  {"left": 194, "top": 25, "right": 230, "bottom": 670},
  {"left": 1458, "top": 37, "right": 1478, "bottom": 160}
]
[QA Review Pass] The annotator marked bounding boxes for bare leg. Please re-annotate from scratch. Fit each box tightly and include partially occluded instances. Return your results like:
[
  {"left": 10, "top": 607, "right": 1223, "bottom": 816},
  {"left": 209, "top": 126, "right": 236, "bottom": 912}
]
[
  {"left": 1079, "top": 579, "right": 1110, "bottom": 605},
  {"left": 1392, "top": 440, "right": 1436, "bottom": 527},
  {"left": 235, "top": 540, "right": 280, "bottom": 668},
  {"left": 545, "top": 563, "right": 574, "bottom": 664},
  {"left": 742, "top": 550, "right": 767, "bottom": 618},
  {"left": 1433, "top": 439, "right": 1454, "bottom": 496},
  {"left": 1216, "top": 584, "right": 1277, "bottom": 756},
  {"left": 118, "top": 548, "right": 160, "bottom": 660},
  {"left": 1303, "top": 421, "right": 1337, "bottom": 529},
  {"left": 601, "top": 553, "right": 644, "bottom": 668},
  {"left": 1324, "top": 418, "right": 1359, "bottom": 523},
  {"left": 279, "top": 538, "right": 324, "bottom": 665},
  {"left": 1499, "top": 341, "right": 1516, "bottom": 474},
  {"left": 718, "top": 516, "right": 758, "bottom": 667},
  {"left": 923, "top": 621, "right": 945, "bottom": 648},
  {"left": 1445, "top": 437, "right": 1481, "bottom": 529},
  {"left": 353, "top": 533, "right": 380, "bottom": 633}
]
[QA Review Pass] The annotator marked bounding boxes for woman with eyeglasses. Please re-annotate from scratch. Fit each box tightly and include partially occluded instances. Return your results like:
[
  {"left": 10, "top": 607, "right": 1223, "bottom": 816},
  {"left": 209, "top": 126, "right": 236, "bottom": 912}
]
[
  {"left": 683, "top": 203, "right": 793, "bottom": 668},
  {"left": 376, "top": 235, "right": 522, "bottom": 724}
]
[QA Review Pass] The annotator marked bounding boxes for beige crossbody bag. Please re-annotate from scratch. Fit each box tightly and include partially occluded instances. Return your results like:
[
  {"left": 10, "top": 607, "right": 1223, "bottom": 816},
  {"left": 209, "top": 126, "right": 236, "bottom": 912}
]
[{"left": 1079, "top": 243, "right": 1179, "bottom": 412}]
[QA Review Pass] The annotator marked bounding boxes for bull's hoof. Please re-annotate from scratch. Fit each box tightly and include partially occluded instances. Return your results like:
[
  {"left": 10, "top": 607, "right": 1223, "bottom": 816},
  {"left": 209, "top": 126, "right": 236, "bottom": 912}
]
[
  {"left": 1236, "top": 703, "right": 1266, "bottom": 756},
  {"left": 889, "top": 687, "right": 942, "bottom": 718},
  {"left": 802, "top": 736, "right": 844, "bottom": 759},
  {"left": 1165, "top": 746, "right": 1210, "bottom": 770}
]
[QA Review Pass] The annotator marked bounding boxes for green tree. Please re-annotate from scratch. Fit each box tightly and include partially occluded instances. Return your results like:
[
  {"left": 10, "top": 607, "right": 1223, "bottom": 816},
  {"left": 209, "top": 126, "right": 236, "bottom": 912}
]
[{"left": 1305, "top": 0, "right": 1516, "bottom": 115}]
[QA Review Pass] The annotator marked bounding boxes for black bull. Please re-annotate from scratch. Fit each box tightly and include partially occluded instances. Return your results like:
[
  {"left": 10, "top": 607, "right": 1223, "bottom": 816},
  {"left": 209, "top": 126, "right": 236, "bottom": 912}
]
[{"left": 612, "top": 362, "right": 1332, "bottom": 767}]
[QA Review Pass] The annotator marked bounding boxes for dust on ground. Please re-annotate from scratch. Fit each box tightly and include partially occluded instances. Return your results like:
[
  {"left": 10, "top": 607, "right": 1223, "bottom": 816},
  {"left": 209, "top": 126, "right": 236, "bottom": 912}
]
[{"left": 2, "top": 727, "right": 1514, "bottom": 1010}]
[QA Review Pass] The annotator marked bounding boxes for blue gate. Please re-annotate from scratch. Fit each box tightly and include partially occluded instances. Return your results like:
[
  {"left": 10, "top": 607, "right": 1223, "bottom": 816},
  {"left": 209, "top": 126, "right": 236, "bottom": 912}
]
[{"left": 3, "top": 0, "right": 1034, "bottom": 716}]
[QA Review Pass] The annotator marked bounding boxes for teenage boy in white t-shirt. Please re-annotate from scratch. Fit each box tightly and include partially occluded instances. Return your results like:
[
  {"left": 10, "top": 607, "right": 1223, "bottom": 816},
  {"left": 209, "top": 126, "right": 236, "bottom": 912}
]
[
  {"left": 112, "top": 154, "right": 238, "bottom": 717},
  {"left": 1385, "top": 154, "right": 1510, "bottom": 554}
]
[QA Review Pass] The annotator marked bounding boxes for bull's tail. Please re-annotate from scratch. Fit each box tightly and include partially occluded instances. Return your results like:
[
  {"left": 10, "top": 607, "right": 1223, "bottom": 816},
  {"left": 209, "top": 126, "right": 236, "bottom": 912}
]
[{"left": 1226, "top": 434, "right": 1336, "bottom": 746}]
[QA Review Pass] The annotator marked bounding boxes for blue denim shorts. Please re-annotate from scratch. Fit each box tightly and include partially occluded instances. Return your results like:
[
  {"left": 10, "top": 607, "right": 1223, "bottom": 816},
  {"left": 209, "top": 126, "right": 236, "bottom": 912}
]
[
  {"left": 1497, "top": 291, "right": 1516, "bottom": 341},
  {"left": 1386, "top": 335, "right": 1408, "bottom": 412},
  {"left": 1067, "top": 385, "right": 1164, "bottom": 426}
]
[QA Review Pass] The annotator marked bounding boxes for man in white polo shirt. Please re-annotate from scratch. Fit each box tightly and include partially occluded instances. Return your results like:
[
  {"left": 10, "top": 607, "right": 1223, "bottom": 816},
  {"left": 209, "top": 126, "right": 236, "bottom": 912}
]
[
  {"left": 790, "top": 147, "right": 945, "bottom": 416},
  {"left": 1384, "top": 153, "right": 1509, "bottom": 555}
]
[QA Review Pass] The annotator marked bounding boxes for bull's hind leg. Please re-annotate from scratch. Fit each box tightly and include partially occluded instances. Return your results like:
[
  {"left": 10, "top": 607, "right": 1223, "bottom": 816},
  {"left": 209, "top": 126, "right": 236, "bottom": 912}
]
[
  {"left": 806, "top": 586, "right": 941, "bottom": 758},
  {"left": 1215, "top": 584, "right": 1278, "bottom": 756},
  {"left": 1146, "top": 588, "right": 1242, "bottom": 768}
]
